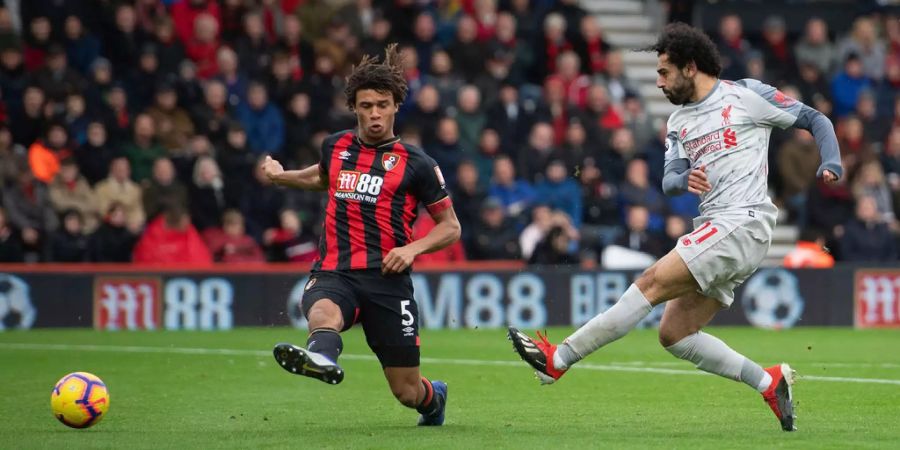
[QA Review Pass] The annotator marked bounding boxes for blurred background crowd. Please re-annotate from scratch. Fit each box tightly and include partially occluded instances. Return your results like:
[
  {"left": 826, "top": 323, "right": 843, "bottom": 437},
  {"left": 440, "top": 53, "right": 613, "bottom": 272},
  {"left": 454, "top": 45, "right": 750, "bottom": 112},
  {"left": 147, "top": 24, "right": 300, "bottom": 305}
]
[{"left": 0, "top": 0, "right": 898, "bottom": 266}]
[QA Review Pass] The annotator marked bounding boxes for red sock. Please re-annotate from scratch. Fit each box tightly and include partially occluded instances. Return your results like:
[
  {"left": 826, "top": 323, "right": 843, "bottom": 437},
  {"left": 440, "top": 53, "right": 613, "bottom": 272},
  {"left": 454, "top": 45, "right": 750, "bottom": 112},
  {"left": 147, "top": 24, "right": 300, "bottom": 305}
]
[{"left": 416, "top": 377, "right": 439, "bottom": 415}]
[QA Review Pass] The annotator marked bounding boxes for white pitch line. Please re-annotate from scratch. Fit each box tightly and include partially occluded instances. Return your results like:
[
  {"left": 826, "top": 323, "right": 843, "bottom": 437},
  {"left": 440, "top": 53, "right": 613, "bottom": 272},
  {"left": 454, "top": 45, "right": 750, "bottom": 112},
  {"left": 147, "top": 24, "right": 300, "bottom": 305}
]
[
  {"left": 0, "top": 342, "right": 270, "bottom": 357},
  {"left": 800, "top": 375, "right": 900, "bottom": 386},
  {"left": 2, "top": 343, "right": 900, "bottom": 386},
  {"left": 605, "top": 360, "right": 900, "bottom": 369}
]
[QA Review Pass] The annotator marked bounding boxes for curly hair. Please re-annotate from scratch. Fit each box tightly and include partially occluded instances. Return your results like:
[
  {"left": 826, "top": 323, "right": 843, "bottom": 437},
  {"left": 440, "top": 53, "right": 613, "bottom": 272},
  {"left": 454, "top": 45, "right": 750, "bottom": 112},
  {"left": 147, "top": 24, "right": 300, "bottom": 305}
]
[
  {"left": 344, "top": 43, "right": 408, "bottom": 109},
  {"left": 644, "top": 22, "right": 722, "bottom": 77}
]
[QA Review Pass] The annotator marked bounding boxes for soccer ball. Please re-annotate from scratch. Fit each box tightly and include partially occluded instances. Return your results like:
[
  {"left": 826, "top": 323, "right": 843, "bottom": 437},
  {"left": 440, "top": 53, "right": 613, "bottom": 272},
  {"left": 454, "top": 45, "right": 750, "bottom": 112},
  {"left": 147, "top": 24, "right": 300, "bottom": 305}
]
[
  {"left": 0, "top": 273, "right": 36, "bottom": 330},
  {"left": 50, "top": 372, "right": 110, "bottom": 428},
  {"left": 740, "top": 269, "right": 805, "bottom": 329}
]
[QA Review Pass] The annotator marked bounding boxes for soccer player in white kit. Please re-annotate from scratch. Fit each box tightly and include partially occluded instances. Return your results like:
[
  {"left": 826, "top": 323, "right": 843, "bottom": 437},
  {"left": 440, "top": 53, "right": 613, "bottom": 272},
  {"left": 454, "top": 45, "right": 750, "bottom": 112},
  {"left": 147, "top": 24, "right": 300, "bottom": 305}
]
[{"left": 508, "top": 23, "right": 842, "bottom": 432}]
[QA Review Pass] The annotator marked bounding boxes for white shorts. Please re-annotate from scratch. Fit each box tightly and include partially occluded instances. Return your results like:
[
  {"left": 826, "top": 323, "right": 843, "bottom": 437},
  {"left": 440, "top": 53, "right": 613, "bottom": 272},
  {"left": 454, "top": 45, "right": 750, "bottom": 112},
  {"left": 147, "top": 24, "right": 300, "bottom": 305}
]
[{"left": 675, "top": 209, "right": 775, "bottom": 307}]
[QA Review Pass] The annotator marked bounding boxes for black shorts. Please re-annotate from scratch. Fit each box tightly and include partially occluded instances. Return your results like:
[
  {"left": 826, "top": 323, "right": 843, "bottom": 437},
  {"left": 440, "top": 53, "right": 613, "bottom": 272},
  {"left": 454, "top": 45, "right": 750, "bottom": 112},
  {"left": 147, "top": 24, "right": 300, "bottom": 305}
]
[{"left": 301, "top": 269, "right": 419, "bottom": 368}]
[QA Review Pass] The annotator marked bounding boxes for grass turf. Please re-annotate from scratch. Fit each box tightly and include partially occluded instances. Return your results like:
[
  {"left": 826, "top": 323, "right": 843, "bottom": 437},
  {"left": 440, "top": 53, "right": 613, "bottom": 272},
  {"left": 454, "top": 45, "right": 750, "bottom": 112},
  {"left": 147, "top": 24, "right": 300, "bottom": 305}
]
[{"left": 2, "top": 327, "right": 899, "bottom": 449}]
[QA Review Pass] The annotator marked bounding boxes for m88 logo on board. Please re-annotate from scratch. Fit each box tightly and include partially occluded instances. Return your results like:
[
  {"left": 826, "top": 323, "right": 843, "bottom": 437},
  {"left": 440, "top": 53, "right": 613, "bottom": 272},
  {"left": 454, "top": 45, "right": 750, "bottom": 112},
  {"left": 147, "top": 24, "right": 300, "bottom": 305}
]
[
  {"left": 855, "top": 271, "right": 900, "bottom": 328},
  {"left": 94, "top": 277, "right": 162, "bottom": 331}
]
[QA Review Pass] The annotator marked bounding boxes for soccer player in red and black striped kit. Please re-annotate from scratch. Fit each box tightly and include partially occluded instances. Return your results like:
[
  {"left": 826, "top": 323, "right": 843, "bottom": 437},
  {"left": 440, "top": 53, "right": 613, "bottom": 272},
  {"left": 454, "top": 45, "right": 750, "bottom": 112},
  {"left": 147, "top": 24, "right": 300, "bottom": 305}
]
[{"left": 263, "top": 44, "right": 460, "bottom": 426}]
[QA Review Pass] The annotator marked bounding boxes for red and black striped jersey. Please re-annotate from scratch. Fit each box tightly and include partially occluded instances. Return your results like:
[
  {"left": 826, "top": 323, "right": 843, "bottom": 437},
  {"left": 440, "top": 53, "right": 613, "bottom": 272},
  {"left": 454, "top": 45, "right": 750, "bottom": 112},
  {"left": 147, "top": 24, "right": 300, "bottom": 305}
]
[{"left": 313, "top": 130, "right": 452, "bottom": 271}]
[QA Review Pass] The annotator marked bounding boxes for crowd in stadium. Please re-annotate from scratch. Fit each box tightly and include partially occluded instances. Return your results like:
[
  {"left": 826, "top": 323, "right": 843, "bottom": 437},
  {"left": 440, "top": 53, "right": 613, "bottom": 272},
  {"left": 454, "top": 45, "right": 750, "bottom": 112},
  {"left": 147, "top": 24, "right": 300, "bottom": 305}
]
[{"left": 0, "top": 0, "right": 898, "bottom": 265}]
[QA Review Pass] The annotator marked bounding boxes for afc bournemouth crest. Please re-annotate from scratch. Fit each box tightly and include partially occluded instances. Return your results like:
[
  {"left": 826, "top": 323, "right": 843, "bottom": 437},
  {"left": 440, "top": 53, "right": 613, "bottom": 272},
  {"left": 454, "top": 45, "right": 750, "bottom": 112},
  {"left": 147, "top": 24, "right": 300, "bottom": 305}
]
[{"left": 382, "top": 153, "right": 400, "bottom": 171}]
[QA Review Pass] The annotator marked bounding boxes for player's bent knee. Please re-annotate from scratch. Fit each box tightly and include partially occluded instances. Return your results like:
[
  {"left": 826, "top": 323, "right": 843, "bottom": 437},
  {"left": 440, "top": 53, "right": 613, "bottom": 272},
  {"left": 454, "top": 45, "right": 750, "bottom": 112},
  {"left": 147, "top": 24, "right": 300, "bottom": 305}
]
[
  {"left": 658, "top": 327, "right": 684, "bottom": 348},
  {"left": 635, "top": 266, "right": 664, "bottom": 303},
  {"left": 635, "top": 267, "right": 656, "bottom": 293},
  {"left": 658, "top": 321, "right": 700, "bottom": 348},
  {"left": 307, "top": 300, "right": 344, "bottom": 330}
]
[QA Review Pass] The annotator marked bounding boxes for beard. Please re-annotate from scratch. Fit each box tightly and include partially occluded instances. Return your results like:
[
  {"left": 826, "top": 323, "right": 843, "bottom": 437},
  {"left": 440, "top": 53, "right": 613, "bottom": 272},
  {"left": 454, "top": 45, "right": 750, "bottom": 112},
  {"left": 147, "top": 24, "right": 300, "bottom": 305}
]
[{"left": 662, "top": 75, "right": 696, "bottom": 105}]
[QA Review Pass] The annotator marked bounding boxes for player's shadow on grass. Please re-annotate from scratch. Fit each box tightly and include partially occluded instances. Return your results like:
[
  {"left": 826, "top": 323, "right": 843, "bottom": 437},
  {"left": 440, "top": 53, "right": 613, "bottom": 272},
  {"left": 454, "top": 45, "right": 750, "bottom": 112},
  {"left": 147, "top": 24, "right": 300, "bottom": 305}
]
[{"left": 307, "top": 423, "right": 499, "bottom": 435}]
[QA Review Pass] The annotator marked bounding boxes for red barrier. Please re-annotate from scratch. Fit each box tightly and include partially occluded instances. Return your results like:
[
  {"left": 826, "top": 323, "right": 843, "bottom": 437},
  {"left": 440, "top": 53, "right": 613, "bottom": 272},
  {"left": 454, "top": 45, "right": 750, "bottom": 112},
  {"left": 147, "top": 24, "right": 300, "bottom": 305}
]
[{"left": 0, "top": 261, "right": 525, "bottom": 274}]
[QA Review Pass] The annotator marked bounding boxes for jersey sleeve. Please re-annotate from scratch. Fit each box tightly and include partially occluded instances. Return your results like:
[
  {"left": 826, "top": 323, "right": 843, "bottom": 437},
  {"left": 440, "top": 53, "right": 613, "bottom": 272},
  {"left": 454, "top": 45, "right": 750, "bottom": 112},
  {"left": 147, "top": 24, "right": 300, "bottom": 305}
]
[
  {"left": 317, "top": 134, "right": 336, "bottom": 174},
  {"left": 662, "top": 119, "right": 691, "bottom": 195},
  {"left": 664, "top": 118, "right": 688, "bottom": 164},
  {"left": 735, "top": 78, "right": 801, "bottom": 129},
  {"left": 410, "top": 154, "right": 452, "bottom": 215}
]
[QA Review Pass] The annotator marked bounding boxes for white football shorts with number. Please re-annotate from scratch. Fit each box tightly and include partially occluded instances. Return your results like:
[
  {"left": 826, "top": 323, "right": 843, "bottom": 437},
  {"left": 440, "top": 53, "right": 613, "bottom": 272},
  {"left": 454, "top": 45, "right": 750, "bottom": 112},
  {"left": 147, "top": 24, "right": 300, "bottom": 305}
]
[{"left": 675, "top": 208, "right": 776, "bottom": 306}]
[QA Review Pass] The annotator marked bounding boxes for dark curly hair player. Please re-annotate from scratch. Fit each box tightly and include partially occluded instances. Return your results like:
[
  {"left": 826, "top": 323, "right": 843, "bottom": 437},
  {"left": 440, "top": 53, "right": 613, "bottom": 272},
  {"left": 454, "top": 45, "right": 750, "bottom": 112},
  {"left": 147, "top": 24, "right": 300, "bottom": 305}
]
[
  {"left": 264, "top": 44, "right": 460, "bottom": 426},
  {"left": 508, "top": 22, "right": 842, "bottom": 432}
]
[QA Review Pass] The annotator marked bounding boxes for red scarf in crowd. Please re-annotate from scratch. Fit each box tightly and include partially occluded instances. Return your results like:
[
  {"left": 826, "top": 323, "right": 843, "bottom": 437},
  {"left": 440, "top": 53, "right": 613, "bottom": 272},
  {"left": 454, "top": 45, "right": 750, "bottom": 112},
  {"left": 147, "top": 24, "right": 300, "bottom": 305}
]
[
  {"left": 769, "top": 40, "right": 789, "bottom": 62},
  {"left": 586, "top": 38, "right": 606, "bottom": 73},
  {"left": 545, "top": 38, "right": 572, "bottom": 74}
]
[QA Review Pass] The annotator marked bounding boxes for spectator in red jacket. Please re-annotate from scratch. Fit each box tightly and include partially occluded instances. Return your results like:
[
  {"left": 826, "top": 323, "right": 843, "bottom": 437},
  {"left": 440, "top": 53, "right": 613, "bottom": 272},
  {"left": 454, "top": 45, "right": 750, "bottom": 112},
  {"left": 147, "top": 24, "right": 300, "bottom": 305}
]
[
  {"left": 184, "top": 13, "right": 221, "bottom": 79},
  {"left": 202, "top": 209, "right": 264, "bottom": 263},
  {"left": 545, "top": 50, "right": 590, "bottom": 109},
  {"left": 574, "top": 15, "right": 610, "bottom": 75},
  {"left": 23, "top": 16, "right": 52, "bottom": 71},
  {"left": 413, "top": 209, "right": 466, "bottom": 264},
  {"left": 132, "top": 206, "right": 212, "bottom": 264},
  {"left": 584, "top": 84, "right": 624, "bottom": 132},
  {"left": 263, "top": 208, "right": 318, "bottom": 262},
  {"left": 533, "top": 13, "right": 573, "bottom": 83},
  {"left": 172, "top": 0, "right": 221, "bottom": 44}
]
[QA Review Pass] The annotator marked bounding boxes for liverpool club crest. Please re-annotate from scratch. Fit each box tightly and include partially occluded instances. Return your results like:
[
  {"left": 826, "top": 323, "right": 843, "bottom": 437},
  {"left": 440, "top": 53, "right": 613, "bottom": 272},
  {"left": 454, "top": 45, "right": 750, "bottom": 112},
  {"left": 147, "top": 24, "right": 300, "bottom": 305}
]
[{"left": 382, "top": 153, "right": 400, "bottom": 171}]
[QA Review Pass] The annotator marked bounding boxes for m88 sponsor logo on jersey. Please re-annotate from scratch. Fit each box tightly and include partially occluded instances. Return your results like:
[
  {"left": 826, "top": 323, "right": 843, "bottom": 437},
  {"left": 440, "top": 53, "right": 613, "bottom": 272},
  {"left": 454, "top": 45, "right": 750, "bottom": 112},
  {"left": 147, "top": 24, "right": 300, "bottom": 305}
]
[{"left": 336, "top": 170, "right": 384, "bottom": 196}]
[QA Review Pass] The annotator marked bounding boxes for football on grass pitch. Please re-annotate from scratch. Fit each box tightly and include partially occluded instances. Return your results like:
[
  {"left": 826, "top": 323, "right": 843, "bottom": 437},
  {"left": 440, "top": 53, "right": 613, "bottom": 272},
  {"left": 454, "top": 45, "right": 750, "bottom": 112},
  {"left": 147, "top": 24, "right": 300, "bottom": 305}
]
[{"left": 50, "top": 372, "right": 110, "bottom": 429}]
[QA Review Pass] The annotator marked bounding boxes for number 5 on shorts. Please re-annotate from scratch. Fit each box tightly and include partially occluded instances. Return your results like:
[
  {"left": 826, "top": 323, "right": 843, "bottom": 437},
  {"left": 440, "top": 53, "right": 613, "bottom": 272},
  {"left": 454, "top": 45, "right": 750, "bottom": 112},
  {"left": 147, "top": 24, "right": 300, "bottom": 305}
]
[{"left": 400, "top": 300, "right": 414, "bottom": 326}]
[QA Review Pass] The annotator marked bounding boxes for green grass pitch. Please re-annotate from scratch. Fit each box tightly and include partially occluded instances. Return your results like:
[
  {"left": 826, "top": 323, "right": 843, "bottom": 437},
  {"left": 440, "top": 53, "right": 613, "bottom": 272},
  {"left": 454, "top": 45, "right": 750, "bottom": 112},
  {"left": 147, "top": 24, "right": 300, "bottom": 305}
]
[{"left": 2, "top": 327, "right": 899, "bottom": 449}]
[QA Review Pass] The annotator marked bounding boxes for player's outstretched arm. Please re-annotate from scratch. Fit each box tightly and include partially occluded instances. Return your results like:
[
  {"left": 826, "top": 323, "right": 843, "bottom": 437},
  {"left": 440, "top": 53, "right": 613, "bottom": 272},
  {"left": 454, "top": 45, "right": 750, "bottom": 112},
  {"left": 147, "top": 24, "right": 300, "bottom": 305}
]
[
  {"left": 737, "top": 79, "right": 842, "bottom": 183},
  {"left": 382, "top": 203, "right": 461, "bottom": 274},
  {"left": 262, "top": 156, "right": 328, "bottom": 191},
  {"left": 793, "top": 108, "right": 842, "bottom": 183}
]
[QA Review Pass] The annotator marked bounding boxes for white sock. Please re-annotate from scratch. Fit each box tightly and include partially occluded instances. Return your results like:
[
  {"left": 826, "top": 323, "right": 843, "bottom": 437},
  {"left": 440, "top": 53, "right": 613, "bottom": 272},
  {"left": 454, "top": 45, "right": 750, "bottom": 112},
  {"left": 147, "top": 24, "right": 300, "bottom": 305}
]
[
  {"left": 665, "top": 331, "right": 772, "bottom": 392},
  {"left": 554, "top": 284, "right": 653, "bottom": 370},
  {"left": 754, "top": 368, "right": 774, "bottom": 393}
]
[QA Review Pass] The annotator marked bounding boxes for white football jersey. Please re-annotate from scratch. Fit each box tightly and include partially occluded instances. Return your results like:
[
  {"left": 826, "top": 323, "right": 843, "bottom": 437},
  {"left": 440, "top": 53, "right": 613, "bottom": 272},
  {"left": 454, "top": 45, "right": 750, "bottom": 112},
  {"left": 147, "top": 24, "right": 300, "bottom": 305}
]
[{"left": 665, "top": 79, "right": 802, "bottom": 216}]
